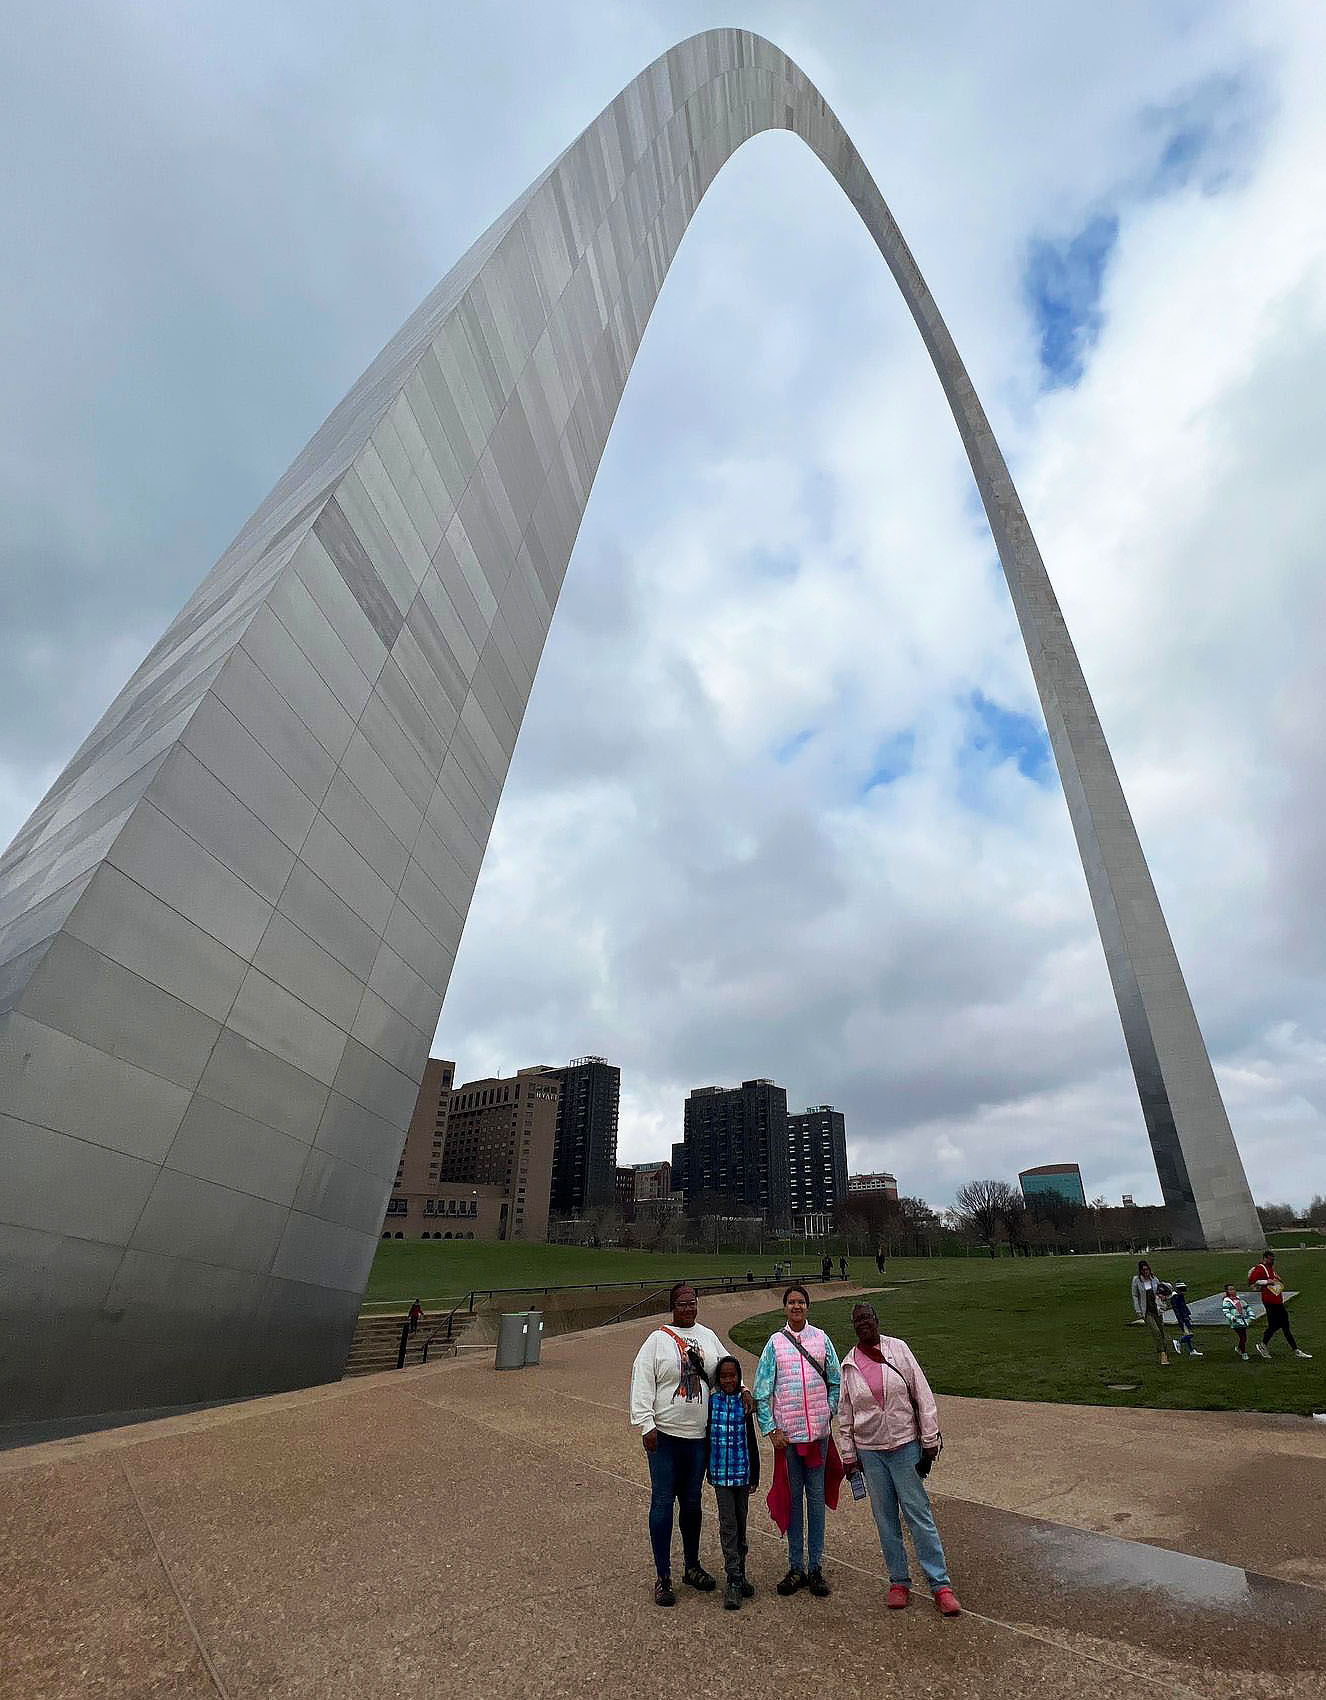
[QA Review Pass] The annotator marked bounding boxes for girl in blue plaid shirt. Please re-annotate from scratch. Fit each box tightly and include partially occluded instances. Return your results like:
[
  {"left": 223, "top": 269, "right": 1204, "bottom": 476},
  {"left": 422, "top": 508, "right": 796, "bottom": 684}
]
[{"left": 708, "top": 1357, "right": 762, "bottom": 1610}]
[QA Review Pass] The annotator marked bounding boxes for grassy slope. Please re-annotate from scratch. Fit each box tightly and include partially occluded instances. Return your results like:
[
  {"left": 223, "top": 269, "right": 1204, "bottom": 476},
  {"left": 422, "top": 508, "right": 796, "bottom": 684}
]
[
  {"left": 728, "top": 1249, "right": 1326, "bottom": 1416},
  {"left": 1267, "top": 1228, "right": 1325, "bottom": 1247},
  {"left": 363, "top": 1240, "right": 826, "bottom": 1307}
]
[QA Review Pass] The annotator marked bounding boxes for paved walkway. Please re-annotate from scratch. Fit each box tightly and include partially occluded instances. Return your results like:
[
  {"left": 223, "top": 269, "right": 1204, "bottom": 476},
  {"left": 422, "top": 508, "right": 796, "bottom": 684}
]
[{"left": 3, "top": 1288, "right": 1324, "bottom": 1698}]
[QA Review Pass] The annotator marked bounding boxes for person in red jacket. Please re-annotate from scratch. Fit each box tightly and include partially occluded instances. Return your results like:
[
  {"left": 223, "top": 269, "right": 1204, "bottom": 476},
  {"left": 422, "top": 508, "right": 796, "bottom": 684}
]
[{"left": 1247, "top": 1251, "right": 1311, "bottom": 1359}]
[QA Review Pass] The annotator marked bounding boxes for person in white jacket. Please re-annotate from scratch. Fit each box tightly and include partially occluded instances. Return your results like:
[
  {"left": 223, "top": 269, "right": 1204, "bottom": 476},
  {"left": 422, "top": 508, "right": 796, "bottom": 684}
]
[
  {"left": 839, "top": 1301, "right": 961, "bottom": 1617},
  {"left": 1130, "top": 1261, "right": 1171, "bottom": 1365},
  {"left": 629, "top": 1281, "right": 749, "bottom": 1607}
]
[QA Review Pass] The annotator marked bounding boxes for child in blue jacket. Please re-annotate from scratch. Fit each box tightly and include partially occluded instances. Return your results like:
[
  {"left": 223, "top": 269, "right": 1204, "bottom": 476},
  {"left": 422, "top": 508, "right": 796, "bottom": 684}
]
[{"left": 1168, "top": 1281, "right": 1202, "bottom": 1357}]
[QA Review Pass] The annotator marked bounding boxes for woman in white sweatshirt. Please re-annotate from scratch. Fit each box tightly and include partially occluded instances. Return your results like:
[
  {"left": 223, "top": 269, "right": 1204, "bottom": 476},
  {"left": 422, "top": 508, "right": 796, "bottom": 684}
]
[{"left": 629, "top": 1281, "right": 748, "bottom": 1607}]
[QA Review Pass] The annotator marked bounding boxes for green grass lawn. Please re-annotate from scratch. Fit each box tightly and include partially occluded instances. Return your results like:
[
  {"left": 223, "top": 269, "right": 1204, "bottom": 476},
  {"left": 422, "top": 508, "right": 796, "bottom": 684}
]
[
  {"left": 1266, "top": 1228, "right": 1325, "bottom": 1248},
  {"left": 363, "top": 1240, "right": 824, "bottom": 1308},
  {"left": 728, "top": 1249, "right": 1326, "bottom": 1417}
]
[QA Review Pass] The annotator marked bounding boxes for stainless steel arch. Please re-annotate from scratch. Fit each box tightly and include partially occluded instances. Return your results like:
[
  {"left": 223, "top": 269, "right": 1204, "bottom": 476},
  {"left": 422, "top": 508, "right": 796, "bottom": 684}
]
[{"left": 0, "top": 29, "right": 1260, "bottom": 1420}]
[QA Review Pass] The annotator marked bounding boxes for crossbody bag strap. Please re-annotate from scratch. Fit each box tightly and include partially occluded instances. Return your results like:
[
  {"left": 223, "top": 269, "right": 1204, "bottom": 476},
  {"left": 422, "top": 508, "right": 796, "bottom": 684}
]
[
  {"left": 878, "top": 1350, "right": 942, "bottom": 1455},
  {"left": 660, "top": 1325, "right": 710, "bottom": 1386},
  {"left": 781, "top": 1326, "right": 829, "bottom": 1385}
]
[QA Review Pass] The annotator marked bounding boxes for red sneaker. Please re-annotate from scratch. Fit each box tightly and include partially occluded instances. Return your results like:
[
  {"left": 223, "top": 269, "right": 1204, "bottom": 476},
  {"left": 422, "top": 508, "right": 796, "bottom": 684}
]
[
  {"left": 934, "top": 1586, "right": 962, "bottom": 1617},
  {"left": 886, "top": 1584, "right": 910, "bottom": 1609}
]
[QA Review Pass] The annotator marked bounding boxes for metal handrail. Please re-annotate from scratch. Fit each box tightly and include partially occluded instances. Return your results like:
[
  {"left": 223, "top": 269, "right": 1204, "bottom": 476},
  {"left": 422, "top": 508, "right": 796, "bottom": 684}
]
[
  {"left": 420, "top": 1303, "right": 469, "bottom": 1364},
  {"left": 602, "top": 1286, "right": 672, "bottom": 1328},
  {"left": 458, "top": 1270, "right": 833, "bottom": 1311}
]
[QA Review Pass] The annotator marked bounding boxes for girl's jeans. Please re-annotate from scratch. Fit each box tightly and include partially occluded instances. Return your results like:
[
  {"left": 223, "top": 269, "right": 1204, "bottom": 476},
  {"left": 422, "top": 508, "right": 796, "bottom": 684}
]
[
  {"left": 859, "top": 1440, "right": 951, "bottom": 1590},
  {"left": 785, "top": 1445, "right": 825, "bottom": 1573}
]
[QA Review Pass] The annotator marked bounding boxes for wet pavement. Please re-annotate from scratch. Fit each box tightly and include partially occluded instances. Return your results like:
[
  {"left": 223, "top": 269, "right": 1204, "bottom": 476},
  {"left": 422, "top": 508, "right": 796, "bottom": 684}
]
[{"left": 3, "top": 1286, "right": 1324, "bottom": 1699}]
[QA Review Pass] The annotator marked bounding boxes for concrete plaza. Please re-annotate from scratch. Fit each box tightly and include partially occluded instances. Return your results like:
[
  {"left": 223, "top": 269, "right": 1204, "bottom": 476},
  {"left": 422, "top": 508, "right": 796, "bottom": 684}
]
[{"left": 4, "top": 1287, "right": 1324, "bottom": 1698}]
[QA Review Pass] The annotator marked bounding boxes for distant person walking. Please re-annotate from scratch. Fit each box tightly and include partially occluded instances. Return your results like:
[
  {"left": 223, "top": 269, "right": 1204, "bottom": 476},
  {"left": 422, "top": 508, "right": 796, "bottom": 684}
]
[
  {"left": 1223, "top": 1285, "right": 1253, "bottom": 1359},
  {"left": 822, "top": 1254, "right": 833, "bottom": 1284},
  {"left": 875, "top": 1248, "right": 886, "bottom": 1276},
  {"left": 1131, "top": 1261, "right": 1170, "bottom": 1365},
  {"left": 629, "top": 1282, "right": 745, "bottom": 1606},
  {"left": 839, "top": 1255, "right": 848, "bottom": 1281},
  {"left": 754, "top": 1284, "right": 842, "bottom": 1599},
  {"left": 1168, "top": 1282, "right": 1202, "bottom": 1358},
  {"left": 407, "top": 1298, "right": 423, "bottom": 1334},
  {"left": 839, "top": 1301, "right": 961, "bottom": 1616},
  {"left": 1248, "top": 1251, "right": 1312, "bottom": 1359}
]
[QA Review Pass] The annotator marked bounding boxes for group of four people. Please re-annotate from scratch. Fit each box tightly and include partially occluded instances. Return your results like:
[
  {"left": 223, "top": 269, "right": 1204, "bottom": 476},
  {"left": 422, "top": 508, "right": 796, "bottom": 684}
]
[
  {"left": 628, "top": 1281, "right": 960, "bottom": 1615},
  {"left": 1131, "top": 1251, "right": 1311, "bottom": 1365}
]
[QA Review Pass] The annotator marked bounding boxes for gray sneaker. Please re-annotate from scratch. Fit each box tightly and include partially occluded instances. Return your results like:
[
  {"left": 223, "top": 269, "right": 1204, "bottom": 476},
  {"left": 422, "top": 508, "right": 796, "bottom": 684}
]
[
  {"left": 724, "top": 1580, "right": 742, "bottom": 1611},
  {"left": 1256, "top": 1342, "right": 1272, "bottom": 1359}
]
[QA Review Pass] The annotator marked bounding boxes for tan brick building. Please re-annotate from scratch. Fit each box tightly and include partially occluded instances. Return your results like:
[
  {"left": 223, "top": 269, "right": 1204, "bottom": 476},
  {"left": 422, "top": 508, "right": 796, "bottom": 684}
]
[
  {"left": 437, "top": 1067, "right": 559, "bottom": 1241},
  {"left": 383, "top": 1058, "right": 486, "bottom": 1241},
  {"left": 382, "top": 1058, "right": 560, "bottom": 1242}
]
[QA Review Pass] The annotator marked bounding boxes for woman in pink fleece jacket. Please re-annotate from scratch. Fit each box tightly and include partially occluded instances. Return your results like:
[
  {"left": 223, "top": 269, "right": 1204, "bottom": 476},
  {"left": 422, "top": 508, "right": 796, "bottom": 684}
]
[{"left": 839, "top": 1301, "right": 961, "bottom": 1616}]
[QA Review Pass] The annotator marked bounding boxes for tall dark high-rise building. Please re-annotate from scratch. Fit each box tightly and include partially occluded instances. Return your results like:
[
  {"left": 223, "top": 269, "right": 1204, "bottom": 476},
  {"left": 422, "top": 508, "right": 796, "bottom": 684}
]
[
  {"left": 614, "top": 1166, "right": 637, "bottom": 1222},
  {"left": 538, "top": 1056, "right": 621, "bottom": 1214},
  {"left": 786, "top": 1105, "right": 849, "bottom": 1216},
  {"left": 681, "top": 1080, "right": 789, "bottom": 1222}
]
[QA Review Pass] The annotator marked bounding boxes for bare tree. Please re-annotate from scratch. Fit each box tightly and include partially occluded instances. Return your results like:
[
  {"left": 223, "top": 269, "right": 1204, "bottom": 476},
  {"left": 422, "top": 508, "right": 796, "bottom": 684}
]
[
  {"left": 896, "top": 1195, "right": 941, "bottom": 1254},
  {"left": 952, "top": 1179, "right": 1020, "bottom": 1253}
]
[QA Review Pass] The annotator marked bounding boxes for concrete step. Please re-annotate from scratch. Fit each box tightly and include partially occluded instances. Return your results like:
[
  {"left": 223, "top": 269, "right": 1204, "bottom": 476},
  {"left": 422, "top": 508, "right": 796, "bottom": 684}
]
[{"left": 343, "top": 1309, "right": 477, "bottom": 1377}]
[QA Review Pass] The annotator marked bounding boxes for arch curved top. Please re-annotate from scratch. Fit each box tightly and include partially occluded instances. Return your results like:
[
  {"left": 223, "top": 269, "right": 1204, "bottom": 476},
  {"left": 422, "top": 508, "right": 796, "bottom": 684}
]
[{"left": 0, "top": 30, "right": 1260, "bottom": 1420}]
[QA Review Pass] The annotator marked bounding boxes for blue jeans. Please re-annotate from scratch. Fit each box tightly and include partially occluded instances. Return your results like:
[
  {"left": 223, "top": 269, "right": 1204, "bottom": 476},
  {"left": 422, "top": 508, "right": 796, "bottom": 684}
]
[
  {"left": 785, "top": 1445, "right": 826, "bottom": 1573},
  {"left": 860, "top": 1441, "right": 951, "bottom": 1590},
  {"left": 647, "top": 1432, "right": 706, "bottom": 1579}
]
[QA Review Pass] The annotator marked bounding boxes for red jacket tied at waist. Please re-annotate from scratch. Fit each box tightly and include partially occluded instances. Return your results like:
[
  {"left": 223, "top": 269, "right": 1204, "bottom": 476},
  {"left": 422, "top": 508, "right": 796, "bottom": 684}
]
[{"left": 765, "top": 1438, "right": 844, "bottom": 1534}]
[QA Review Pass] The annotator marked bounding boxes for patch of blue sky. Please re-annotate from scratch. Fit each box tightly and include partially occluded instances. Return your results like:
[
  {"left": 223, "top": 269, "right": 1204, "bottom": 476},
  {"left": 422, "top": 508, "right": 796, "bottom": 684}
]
[
  {"left": 862, "top": 729, "right": 915, "bottom": 794},
  {"left": 963, "top": 688, "right": 1051, "bottom": 785},
  {"left": 746, "top": 544, "right": 801, "bottom": 581},
  {"left": 1024, "top": 213, "right": 1119, "bottom": 389},
  {"left": 774, "top": 726, "right": 816, "bottom": 764},
  {"left": 1141, "top": 70, "right": 1266, "bottom": 199},
  {"left": 1022, "top": 71, "right": 1265, "bottom": 396}
]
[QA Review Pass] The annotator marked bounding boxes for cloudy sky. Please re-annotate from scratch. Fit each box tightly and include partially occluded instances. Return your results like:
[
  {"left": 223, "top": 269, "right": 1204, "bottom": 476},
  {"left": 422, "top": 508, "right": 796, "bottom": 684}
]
[{"left": 4, "top": 2, "right": 1326, "bottom": 1211}]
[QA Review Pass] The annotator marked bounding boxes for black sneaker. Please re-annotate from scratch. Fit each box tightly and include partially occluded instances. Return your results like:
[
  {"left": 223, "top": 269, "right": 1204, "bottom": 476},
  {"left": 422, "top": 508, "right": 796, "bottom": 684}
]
[
  {"left": 654, "top": 1575, "right": 676, "bottom": 1607},
  {"left": 807, "top": 1567, "right": 831, "bottom": 1597},
  {"left": 740, "top": 1575, "right": 755, "bottom": 1598},
  {"left": 776, "top": 1567, "right": 806, "bottom": 1596},
  {"left": 724, "top": 1580, "right": 742, "bottom": 1611},
  {"left": 682, "top": 1564, "right": 717, "bottom": 1592}
]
